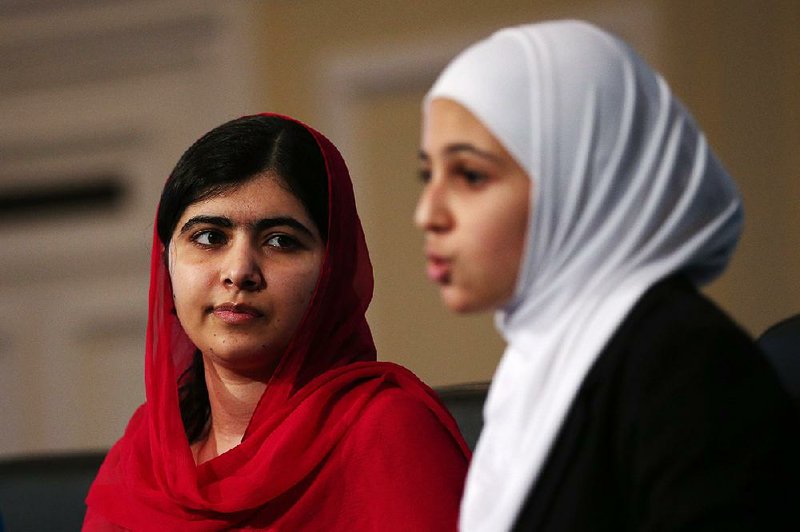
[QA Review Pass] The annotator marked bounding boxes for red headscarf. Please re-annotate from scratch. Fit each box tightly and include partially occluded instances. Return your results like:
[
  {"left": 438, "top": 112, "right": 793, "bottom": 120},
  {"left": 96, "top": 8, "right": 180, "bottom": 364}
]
[{"left": 84, "top": 114, "right": 468, "bottom": 530}]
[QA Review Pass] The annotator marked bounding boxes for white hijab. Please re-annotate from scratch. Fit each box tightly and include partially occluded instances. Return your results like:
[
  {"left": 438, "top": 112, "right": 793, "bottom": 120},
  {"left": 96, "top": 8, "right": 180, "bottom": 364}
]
[{"left": 425, "top": 20, "right": 743, "bottom": 532}]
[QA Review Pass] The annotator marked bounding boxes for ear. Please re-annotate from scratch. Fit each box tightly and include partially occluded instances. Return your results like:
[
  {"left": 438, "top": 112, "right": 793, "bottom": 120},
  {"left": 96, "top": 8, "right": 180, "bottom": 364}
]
[{"left": 164, "top": 241, "right": 178, "bottom": 277}]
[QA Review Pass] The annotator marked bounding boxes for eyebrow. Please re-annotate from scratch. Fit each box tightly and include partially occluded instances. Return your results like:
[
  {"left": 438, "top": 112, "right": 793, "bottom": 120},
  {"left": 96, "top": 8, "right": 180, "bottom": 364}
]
[
  {"left": 178, "top": 215, "right": 316, "bottom": 239},
  {"left": 418, "top": 143, "right": 503, "bottom": 163}
]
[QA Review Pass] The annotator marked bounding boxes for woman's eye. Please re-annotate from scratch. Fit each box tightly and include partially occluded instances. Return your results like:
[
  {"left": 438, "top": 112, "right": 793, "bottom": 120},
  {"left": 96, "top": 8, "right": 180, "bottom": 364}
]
[
  {"left": 266, "top": 234, "right": 299, "bottom": 249},
  {"left": 193, "top": 230, "right": 226, "bottom": 246},
  {"left": 460, "top": 168, "right": 488, "bottom": 186}
]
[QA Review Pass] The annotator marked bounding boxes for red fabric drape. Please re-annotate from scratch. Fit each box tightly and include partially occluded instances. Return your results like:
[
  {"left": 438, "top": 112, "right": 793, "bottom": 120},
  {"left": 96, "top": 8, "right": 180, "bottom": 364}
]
[{"left": 84, "top": 114, "right": 469, "bottom": 531}]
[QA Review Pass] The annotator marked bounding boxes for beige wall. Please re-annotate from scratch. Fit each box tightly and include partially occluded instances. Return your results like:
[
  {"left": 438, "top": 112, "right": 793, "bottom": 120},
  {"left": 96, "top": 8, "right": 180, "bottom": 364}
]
[
  {"left": 254, "top": 0, "right": 800, "bottom": 386},
  {"left": 0, "top": 0, "right": 261, "bottom": 455},
  {"left": 663, "top": 0, "right": 800, "bottom": 333}
]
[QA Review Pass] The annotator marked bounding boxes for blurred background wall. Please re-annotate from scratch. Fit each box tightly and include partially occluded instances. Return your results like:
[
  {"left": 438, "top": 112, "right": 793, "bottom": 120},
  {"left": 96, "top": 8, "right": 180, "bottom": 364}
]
[{"left": 0, "top": 0, "right": 797, "bottom": 456}]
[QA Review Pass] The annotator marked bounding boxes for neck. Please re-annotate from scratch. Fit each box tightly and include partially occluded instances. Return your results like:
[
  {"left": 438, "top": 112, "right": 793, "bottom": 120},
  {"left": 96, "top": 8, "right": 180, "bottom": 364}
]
[{"left": 193, "top": 358, "right": 268, "bottom": 464}]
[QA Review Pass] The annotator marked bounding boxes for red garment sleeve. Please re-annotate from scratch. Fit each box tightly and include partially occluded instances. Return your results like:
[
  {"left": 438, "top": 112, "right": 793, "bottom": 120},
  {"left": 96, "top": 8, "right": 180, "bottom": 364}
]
[{"left": 334, "top": 386, "right": 468, "bottom": 531}]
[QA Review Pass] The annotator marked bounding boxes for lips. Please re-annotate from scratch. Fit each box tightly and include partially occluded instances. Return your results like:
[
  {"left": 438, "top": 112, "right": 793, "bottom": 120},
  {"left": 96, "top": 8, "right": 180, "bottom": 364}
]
[
  {"left": 425, "top": 254, "right": 452, "bottom": 284},
  {"left": 212, "top": 303, "right": 264, "bottom": 325}
]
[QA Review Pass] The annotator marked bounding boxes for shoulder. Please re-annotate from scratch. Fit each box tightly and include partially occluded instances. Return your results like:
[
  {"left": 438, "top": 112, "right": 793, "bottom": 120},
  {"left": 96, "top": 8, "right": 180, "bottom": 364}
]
[
  {"left": 347, "top": 385, "right": 458, "bottom": 447},
  {"left": 574, "top": 276, "right": 800, "bottom": 528},
  {"left": 330, "top": 385, "right": 467, "bottom": 530},
  {"left": 579, "top": 274, "right": 798, "bottom": 465},
  {"left": 337, "top": 382, "right": 468, "bottom": 474},
  {"left": 617, "top": 275, "right": 753, "bottom": 355},
  {"left": 338, "top": 384, "right": 467, "bottom": 526},
  {"left": 597, "top": 275, "right": 765, "bottom": 391}
]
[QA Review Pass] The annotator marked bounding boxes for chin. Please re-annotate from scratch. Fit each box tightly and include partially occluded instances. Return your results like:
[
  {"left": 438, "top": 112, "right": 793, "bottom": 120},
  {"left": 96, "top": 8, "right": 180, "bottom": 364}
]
[
  {"left": 440, "top": 284, "right": 509, "bottom": 314},
  {"left": 204, "top": 343, "right": 283, "bottom": 374},
  {"left": 441, "top": 289, "right": 484, "bottom": 314}
]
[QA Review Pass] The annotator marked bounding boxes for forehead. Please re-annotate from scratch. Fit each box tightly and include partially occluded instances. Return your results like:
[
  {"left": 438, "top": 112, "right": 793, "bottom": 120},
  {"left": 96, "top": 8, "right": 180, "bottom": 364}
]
[
  {"left": 423, "top": 98, "right": 501, "bottom": 150},
  {"left": 422, "top": 99, "right": 527, "bottom": 177},
  {"left": 179, "top": 172, "right": 303, "bottom": 219}
]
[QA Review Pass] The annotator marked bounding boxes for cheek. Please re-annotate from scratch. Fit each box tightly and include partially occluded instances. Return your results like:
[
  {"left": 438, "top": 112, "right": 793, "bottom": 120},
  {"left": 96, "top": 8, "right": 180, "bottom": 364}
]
[
  {"left": 470, "top": 200, "right": 528, "bottom": 295},
  {"left": 499, "top": 211, "right": 528, "bottom": 269},
  {"left": 297, "top": 265, "right": 322, "bottom": 305},
  {"left": 467, "top": 208, "right": 523, "bottom": 262},
  {"left": 270, "top": 262, "right": 322, "bottom": 313},
  {"left": 170, "top": 262, "right": 212, "bottom": 313},
  {"left": 496, "top": 198, "right": 530, "bottom": 295}
]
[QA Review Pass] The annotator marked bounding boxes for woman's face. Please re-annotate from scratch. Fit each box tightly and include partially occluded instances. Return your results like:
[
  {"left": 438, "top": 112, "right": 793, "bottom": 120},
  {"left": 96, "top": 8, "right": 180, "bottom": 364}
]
[
  {"left": 169, "top": 171, "right": 324, "bottom": 375},
  {"left": 415, "top": 98, "right": 530, "bottom": 313}
]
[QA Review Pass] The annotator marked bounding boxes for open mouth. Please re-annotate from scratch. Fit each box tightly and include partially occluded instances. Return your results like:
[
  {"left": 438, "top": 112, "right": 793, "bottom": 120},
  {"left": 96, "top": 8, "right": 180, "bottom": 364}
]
[{"left": 426, "top": 256, "right": 452, "bottom": 284}]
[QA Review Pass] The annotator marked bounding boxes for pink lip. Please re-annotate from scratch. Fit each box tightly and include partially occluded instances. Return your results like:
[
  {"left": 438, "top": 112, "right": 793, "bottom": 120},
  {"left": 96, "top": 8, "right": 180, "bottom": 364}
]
[
  {"left": 425, "top": 254, "right": 452, "bottom": 284},
  {"left": 212, "top": 303, "right": 264, "bottom": 325}
]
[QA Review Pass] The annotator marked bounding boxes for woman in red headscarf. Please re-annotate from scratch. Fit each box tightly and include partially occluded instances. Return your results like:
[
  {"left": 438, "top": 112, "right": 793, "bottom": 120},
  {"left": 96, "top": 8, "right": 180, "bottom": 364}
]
[{"left": 83, "top": 114, "right": 468, "bottom": 531}]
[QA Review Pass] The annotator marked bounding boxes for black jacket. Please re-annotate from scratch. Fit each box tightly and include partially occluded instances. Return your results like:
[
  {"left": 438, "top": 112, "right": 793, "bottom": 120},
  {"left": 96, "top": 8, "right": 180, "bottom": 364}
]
[{"left": 514, "top": 275, "right": 800, "bottom": 531}]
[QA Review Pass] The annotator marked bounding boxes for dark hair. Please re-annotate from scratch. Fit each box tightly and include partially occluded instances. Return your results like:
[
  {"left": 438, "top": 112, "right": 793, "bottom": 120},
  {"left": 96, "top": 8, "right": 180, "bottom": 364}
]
[
  {"left": 158, "top": 115, "right": 329, "bottom": 442},
  {"left": 158, "top": 114, "right": 328, "bottom": 246}
]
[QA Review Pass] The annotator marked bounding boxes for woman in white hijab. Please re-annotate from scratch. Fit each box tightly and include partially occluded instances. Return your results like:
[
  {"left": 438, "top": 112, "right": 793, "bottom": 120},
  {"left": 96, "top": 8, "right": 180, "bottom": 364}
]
[{"left": 416, "top": 20, "right": 800, "bottom": 531}]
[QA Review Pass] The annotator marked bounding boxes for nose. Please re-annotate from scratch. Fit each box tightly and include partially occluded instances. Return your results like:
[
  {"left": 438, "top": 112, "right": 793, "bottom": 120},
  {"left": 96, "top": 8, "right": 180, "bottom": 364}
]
[
  {"left": 221, "top": 240, "right": 265, "bottom": 291},
  {"left": 414, "top": 180, "right": 452, "bottom": 233}
]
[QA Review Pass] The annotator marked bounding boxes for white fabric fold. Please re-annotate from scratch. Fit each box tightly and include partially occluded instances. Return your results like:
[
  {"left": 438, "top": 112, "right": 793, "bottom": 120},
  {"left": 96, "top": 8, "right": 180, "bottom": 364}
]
[{"left": 425, "top": 20, "right": 742, "bottom": 532}]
